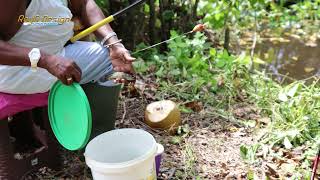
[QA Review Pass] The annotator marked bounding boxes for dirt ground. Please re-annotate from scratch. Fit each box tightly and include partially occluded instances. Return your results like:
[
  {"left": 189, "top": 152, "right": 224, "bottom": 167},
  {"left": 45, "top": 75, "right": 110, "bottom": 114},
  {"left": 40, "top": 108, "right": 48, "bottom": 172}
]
[{"left": 24, "top": 95, "right": 256, "bottom": 180}]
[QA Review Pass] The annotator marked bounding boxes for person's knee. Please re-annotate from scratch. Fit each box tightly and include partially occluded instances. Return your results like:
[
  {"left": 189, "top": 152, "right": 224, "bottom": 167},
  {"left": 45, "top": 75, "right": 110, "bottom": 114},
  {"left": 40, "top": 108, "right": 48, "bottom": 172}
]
[
  {"left": 89, "top": 43, "right": 109, "bottom": 62},
  {"left": 89, "top": 43, "right": 113, "bottom": 74}
]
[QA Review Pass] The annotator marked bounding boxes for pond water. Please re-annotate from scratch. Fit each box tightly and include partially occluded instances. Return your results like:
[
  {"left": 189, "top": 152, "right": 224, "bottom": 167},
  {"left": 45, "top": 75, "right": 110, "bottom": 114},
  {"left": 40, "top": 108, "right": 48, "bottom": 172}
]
[{"left": 255, "top": 37, "right": 320, "bottom": 81}]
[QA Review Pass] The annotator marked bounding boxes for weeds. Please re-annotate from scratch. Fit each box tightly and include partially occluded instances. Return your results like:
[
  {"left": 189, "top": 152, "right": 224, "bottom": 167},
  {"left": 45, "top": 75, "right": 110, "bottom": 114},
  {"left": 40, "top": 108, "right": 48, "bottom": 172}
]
[
  {"left": 134, "top": 31, "right": 319, "bottom": 177},
  {"left": 180, "top": 142, "right": 198, "bottom": 179}
]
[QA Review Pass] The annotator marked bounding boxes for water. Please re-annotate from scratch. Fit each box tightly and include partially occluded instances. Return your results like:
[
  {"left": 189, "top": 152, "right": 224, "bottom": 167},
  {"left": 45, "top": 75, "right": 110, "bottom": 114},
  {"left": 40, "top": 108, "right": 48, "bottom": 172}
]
[{"left": 255, "top": 37, "right": 320, "bottom": 81}]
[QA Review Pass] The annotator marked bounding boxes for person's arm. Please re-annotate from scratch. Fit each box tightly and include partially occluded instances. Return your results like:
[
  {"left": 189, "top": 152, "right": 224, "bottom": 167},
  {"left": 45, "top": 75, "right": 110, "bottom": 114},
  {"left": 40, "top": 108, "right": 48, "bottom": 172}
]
[
  {"left": 0, "top": 41, "right": 33, "bottom": 66},
  {"left": 0, "top": 0, "right": 81, "bottom": 86},
  {"left": 0, "top": 40, "right": 82, "bottom": 85},
  {"left": 69, "top": 0, "right": 136, "bottom": 74},
  {"left": 69, "top": 0, "right": 116, "bottom": 42}
]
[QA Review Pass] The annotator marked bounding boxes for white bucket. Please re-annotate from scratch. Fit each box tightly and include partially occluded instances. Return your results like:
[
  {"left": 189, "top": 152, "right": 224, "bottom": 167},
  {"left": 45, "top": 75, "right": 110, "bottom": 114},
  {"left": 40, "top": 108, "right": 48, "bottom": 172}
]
[{"left": 84, "top": 128, "right": 158, "bottom": 180}]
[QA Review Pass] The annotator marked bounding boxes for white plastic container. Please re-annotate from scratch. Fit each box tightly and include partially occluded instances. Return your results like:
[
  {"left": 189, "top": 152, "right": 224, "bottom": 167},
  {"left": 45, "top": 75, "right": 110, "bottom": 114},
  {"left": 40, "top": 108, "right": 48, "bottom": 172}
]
[{"left": 85, "top": 128, "right": 158, "bottom": 180}]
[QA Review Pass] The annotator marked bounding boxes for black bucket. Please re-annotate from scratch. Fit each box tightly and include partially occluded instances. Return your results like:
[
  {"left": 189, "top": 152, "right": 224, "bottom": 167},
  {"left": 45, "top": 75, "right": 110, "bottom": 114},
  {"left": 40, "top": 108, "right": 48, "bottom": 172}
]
[{"left": 81, "top": 81, "right": 122, "bottom": 139}]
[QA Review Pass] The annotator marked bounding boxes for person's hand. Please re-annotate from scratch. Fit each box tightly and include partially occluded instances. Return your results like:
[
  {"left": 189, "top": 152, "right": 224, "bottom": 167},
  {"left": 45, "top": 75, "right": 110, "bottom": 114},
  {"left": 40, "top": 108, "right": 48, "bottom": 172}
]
[
  {"left": 39, "top": 54, "right": 82, "bottom": 85},
  {"left": 109, "top": 44, "right": 136, "bottom": 74}
]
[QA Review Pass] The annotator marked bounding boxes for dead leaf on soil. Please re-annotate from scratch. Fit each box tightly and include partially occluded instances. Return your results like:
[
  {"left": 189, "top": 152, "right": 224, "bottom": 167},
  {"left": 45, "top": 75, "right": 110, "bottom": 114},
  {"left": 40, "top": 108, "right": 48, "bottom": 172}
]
[
  {"left": 265, "top": 163, "right": 280, "bottom": 179},
  {"left": 257, "top": 117, "right": 271, "bottom": 125},
  {"left": 304, "top": 67, "right": 315, "bottom": 73},
  {"left": 184, "top": 101, "right": 203, "bottom": 112},
  {"left": 134, "top": 80, "right": 146, "bottom": 92},
  {"left": 280, "top": 163, "right": 296, "bottom": 176}
]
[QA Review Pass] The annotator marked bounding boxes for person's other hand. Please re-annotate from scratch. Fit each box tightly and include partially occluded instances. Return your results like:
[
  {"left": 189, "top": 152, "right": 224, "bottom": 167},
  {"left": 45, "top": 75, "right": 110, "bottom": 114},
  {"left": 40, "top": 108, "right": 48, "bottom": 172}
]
[
  {"left": 109, "top": 44, "right": 136, "bottom": 74},
  {"left": 39, "top": 55, "right": 82, "bottom": 85}
]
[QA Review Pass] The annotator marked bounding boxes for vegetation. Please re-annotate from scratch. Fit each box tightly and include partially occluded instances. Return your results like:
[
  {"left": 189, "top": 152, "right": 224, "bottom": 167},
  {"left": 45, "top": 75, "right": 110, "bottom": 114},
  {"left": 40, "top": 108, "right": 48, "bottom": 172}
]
[
  {"left": 133, "top": 28, "right": 319, "bottom": 178},
  {"left": 95, "top": 0, "right": 320, "bottom": 179}
]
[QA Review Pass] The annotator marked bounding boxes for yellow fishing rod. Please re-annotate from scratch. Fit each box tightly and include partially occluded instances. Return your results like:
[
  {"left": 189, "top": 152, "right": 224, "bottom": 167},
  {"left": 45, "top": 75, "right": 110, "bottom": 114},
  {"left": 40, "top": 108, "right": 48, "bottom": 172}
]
[{"left": 70, "top": 0, "right": 147, "bottom": 43}]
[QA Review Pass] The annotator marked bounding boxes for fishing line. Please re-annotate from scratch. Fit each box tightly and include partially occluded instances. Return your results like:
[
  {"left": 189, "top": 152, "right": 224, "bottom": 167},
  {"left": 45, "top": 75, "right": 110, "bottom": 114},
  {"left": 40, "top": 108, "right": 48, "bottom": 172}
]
[
  {"left": 132, "top": 24, "right": 206, "bottom": 54},
  {"left": 132, "top": 31, "right": 193, "bottom": 55}
]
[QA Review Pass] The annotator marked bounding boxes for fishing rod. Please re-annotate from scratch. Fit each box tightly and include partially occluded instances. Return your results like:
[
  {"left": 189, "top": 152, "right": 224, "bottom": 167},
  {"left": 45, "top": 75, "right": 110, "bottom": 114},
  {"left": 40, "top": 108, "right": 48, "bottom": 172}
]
[
  {"left": 70, "top": 0, "right": 205, "bottom": 53},
  {"left": 70, "top": 0, "right": 147, "bottom": 43}
]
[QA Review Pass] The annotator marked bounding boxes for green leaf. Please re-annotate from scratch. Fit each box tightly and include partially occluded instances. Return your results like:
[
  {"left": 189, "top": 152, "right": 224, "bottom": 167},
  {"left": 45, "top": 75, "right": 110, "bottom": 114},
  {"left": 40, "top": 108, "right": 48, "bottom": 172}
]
[
  {"left": 180, "top": 106, "right": 193, "bottom": 113},
  {"left": 247, "top": 169, "right": 255, "bottom": 180},
  {"left": 133, "top": 60, "right": 148, "bottom": 73},
  {"left": 182, "top": 124, "right": 190, "bottom": 134},
  {"left": 170, "top": 136, "right": 182, "bottom": 145},
  {"left": 155, "top": 18, "right": 161, "bottom": 28},
  {"left": 163, "top": 10, "right": 175, "bottom": 21},
  {"left": 170, "top": 69, "right": 181, "bottom": 76},
  {"left": 278, "top": 90, "right": 288, "bottom": 102},
  {"left": 240, "top": 144, "right": 260, "bottom": 163},
  {"left": 144, "top": 4, "right": 150, "bottom": 13},
  {"left": 155, "top": 66, "right": 164, "bottom": 77},
  {"left": 253, "top": 57, "right": 266, "bottom": 64},
  {"left": 182, "top": 66, "right": 188, "bottom": 78},
  {"left": 216, "top": 59, "right": 226, "bottom": 68},
  {"left": 240, "top": 145, "right": 248, "bottom": 160},
  {"left": 287, "top": 83, "right": 301, "bottom": 98},
  {"left": 210, "top": 48, "right": 216, "bottom": 57},
  {"left": 153, "top": 55, "right": 160, "bottom": 61},
  {"left": 283, "top": 137, "right": 293, "bottom": 149}
]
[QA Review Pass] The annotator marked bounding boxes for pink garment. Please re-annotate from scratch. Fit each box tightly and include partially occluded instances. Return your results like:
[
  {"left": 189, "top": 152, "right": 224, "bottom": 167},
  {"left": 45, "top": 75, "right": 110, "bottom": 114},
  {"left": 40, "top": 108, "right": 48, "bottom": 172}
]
[{"left": 0, "top": 92, "right": 49, "bottom": 120}]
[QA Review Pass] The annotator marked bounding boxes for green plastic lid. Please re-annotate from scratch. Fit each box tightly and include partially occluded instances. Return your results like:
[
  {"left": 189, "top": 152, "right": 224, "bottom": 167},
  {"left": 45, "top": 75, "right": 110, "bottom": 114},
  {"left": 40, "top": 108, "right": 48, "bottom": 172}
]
[{"left": 48, "top": 81, "right": 92, "bottom": 150}]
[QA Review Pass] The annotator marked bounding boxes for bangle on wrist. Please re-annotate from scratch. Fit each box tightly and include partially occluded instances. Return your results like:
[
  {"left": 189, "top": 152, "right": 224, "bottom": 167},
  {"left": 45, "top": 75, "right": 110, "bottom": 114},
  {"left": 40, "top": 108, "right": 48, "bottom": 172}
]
[
  {"left": 100, "top": 32, "right": 117, "bottom": 46},
  {"left": 104, "top": 39, "right": 123, "bottom": 49}
]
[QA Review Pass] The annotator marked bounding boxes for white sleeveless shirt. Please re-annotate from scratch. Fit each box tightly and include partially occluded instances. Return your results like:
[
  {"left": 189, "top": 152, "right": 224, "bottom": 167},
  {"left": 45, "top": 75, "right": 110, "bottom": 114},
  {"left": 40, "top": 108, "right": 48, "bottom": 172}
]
[{"left": 0, "top": 0, "right": 74, "bottom": 94}]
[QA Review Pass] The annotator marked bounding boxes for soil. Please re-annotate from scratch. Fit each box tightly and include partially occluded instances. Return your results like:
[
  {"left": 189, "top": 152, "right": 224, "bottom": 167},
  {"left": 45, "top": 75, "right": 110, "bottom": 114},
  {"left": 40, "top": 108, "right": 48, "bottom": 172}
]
[{"left": 24, "top": 95, "right": 255, "bottom": 180}]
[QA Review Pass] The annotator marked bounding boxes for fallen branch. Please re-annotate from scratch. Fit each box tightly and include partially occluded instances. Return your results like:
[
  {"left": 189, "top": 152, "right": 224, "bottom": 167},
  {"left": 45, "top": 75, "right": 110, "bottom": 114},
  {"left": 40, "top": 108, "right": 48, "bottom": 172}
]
[{"left": 121, "top": 98, "right": 127, "bottom": 123}]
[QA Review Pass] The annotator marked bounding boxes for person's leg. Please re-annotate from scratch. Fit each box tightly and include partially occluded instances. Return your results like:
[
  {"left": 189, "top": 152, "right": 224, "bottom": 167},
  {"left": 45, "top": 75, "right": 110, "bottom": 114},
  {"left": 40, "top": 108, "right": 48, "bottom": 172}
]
[{"left": 63, "top": 41, "right": 113, "bottom": 84}]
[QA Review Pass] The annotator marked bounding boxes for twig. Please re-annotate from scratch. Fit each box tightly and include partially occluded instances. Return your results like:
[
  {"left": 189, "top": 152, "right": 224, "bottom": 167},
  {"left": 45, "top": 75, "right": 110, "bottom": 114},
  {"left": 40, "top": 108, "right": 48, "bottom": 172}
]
[
  {"left": 168, "top": 167, "right": 177, "bottom": 180},
  {"left": 250, "top": 10, "right": 258, "bottom": 72},
  {"left": 265, "top": 72, "right": 297, "bottom": 82},
  {"left": 121, "top": 98, "right": 127, "bottom": 123}
]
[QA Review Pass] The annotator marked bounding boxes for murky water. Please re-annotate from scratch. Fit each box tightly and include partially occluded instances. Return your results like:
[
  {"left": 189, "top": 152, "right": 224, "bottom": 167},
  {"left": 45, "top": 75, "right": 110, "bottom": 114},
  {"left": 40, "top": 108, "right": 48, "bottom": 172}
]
[{"left": 255, "top": 37, "right": 320, "bottom": 81}]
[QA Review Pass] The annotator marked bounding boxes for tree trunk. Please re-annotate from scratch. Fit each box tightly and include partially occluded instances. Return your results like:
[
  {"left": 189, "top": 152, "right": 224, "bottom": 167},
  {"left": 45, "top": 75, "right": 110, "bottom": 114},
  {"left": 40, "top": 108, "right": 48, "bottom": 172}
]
[
  {"left": 192, "top": 0, "right": 200, "bottom": 21},
  {"left": 224, "top": 26, "right": 230, "bottom": 53},
  {"left": 148, "top": 0, "right": 156, "bottom": 44},
  {"left": 159, "top": 0, "right": 167, "bottom": 50}
]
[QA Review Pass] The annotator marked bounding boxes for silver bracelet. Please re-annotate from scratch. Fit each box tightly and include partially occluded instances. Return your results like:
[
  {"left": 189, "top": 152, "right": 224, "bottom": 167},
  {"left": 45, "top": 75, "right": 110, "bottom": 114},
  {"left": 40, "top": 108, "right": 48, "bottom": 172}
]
[
  {"left": 104, "top": 39, "right": 123, "bottom": 49},
  {"left": 100, "top": 32, "right": 117, "bottom": 46}
]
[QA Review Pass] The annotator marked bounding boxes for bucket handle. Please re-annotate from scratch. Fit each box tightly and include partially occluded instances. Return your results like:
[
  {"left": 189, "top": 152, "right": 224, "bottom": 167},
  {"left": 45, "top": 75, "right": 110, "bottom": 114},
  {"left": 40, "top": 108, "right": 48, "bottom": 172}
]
[{"left": 156, "top": 143, "right": 164, "bottom": 156}]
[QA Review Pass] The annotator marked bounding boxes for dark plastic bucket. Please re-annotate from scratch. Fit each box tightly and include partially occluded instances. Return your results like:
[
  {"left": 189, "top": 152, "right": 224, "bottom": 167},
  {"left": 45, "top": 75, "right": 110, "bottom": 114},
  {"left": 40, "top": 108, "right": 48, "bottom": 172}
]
[{"left": 81, "top": 81, "right": 121, "bottom": 139}]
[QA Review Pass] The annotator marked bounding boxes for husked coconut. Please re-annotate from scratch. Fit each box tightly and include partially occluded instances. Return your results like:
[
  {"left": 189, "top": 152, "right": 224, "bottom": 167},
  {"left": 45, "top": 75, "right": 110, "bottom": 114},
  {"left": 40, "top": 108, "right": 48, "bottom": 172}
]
[{"left": 145, "top": 100, "right": 181, "bottom": 131}]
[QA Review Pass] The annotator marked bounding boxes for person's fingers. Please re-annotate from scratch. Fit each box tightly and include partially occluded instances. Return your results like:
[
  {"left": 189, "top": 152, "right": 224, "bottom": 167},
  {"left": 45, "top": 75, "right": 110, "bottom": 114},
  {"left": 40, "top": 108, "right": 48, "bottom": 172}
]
[
  {"left": 72, "top": 62, "right": 82, "bottom": 75},
  {"left": 64, "top": 75, "right": 74, "bottom": 85},
  {"left": 62, "top": 61, "right": 81, "bottom": 83},
  {"left": 123, "top": 52, "right": 136, "bottom": 63},
  {"left": 119, "top": 67, "right": 126, "bottom": 72},
  {"left": 113, "top": 66, "right": 121, "bottom": 72},
  {"left": 70, "top": 67, "right": 82, "bottom": 82},
  {"left": 59, "top": 75, "right": 68, "bottom": 85},
  {"left": 126, "top": 64, "right": 135, "bottom": 74},
  {"left": 113, "top": 65, "right": 128, "bottom": 73}
]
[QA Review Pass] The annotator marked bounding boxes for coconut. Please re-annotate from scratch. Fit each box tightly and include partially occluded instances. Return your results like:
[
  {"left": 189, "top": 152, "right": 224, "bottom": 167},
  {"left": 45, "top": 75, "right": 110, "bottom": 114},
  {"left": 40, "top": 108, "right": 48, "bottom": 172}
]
[{"left": 145, "top": 100, "right": 181, "bottom": 132}]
